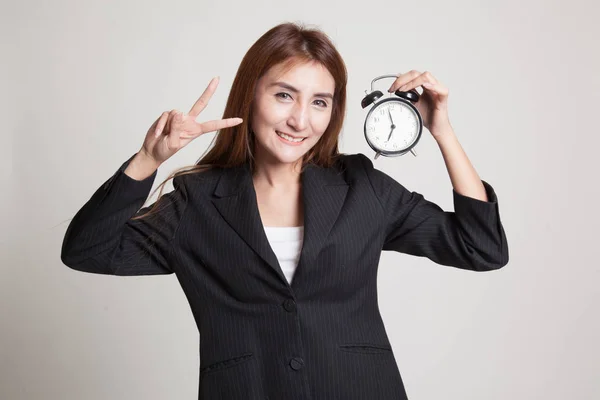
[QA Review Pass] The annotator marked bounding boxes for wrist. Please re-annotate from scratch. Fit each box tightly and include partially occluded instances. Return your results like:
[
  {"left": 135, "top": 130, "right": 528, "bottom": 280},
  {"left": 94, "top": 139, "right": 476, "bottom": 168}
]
[
  {"left": 124, "top": 151, "right": 160, "bottom": 181},
  {"left": 432, "top": 125, "right": 456, "bottom": 144},
  {"left": 138, "top": 149, "right": 162, "bottom": 168}
]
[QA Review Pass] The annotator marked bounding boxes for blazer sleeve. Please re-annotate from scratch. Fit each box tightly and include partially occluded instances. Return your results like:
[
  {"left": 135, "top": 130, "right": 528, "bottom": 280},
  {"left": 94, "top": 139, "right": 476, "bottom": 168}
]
[
  {"left": 60, "top": 153, "right": 188, "bottom": 276},
  {"left": 359, "top": 154, "right": 509, "bottom": 271}
]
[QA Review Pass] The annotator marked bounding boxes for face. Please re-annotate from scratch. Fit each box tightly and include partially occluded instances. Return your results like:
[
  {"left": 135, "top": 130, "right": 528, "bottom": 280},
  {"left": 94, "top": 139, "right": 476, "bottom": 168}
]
[{"left": 251, "top": 60, "right": 335, "bottom": 167}]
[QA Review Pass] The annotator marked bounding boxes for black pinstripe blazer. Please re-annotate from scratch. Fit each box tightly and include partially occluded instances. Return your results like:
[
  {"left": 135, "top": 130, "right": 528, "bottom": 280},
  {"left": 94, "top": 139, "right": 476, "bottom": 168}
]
[{"left": 61, "top": 152, "right": 509, "bottom": 400}]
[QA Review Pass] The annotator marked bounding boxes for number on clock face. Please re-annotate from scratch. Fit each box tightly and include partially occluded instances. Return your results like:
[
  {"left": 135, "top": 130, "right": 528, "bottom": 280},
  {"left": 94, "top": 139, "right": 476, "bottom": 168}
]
[{"left": 365, "top": 101, "right": 419, "bottom": 152}]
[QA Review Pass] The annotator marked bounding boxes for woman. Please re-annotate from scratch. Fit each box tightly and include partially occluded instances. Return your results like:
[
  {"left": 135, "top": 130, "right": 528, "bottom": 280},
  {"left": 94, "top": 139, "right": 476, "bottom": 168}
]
[{"left": 61, "top": 22, "right": 509, "bottom": 400}]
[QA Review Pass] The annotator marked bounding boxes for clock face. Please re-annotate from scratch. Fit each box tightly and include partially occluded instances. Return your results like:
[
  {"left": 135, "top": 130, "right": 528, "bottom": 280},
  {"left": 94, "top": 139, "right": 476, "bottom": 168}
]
[{"left": 364, "top": 99, "right": 421, "bottom": 153}]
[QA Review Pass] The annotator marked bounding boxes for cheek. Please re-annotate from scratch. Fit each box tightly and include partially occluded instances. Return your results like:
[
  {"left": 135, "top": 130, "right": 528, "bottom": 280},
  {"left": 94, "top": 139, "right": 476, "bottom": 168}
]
[
  {"left": 266, "top": 97, "right": 290, "bottom": 116},
  {"left": 314, "top": 111, "right": 333, "bottom": 134},
  {"left": 252, "top": 96, "right": 274, "bottom": 120}
]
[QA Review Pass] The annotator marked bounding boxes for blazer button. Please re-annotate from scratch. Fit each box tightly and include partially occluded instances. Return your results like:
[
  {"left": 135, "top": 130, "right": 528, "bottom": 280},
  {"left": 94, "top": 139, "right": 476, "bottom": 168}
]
[
  {"left": 289, "top": 357, "right": 304, "bottom": 371},
  {"left": 282, "top": 299, "right": 297, "bottom": 312}
]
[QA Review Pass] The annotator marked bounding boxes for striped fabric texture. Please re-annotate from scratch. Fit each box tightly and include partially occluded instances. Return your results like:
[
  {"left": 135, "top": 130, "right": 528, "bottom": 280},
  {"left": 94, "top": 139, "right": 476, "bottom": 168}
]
[{"left": 61, "top": 152, "right": 509, "bottom": 400}]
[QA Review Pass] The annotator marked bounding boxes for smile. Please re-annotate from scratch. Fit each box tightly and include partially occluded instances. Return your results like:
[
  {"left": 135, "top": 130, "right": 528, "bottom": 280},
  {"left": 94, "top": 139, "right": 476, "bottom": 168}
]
[{"left": 276, "top": 131, "right": 306, "bottom": 143}]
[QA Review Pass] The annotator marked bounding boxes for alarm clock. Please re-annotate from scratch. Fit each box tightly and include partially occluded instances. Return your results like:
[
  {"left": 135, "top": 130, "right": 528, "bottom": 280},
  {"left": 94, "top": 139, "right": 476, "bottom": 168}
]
[{"left": 361, "top": 74, "right": 423, "bottom": 159}]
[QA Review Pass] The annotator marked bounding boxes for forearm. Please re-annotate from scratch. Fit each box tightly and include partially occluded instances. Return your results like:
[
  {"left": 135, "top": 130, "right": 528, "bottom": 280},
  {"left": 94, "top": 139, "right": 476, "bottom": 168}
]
[
  {"left": 433, "top": 126, "right": 488, "bottom": 202},
  {"left": 124, "top": 151, "right": 161, "bottom": 181},
  {"left": 61, "top": 154, "right": 158, "bottom": 274}
]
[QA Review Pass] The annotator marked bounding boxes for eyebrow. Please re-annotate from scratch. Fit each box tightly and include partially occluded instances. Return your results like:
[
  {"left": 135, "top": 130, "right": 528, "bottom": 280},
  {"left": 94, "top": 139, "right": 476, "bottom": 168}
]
[{"left": 268, "top": 81, "right": 334, "bottom": 100}]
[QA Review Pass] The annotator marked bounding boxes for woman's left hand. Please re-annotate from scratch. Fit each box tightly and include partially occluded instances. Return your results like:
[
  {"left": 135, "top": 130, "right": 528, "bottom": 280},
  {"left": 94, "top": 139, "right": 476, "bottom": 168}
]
[{"left": 388, "top": 70, "right": 452, "bottom": 140}]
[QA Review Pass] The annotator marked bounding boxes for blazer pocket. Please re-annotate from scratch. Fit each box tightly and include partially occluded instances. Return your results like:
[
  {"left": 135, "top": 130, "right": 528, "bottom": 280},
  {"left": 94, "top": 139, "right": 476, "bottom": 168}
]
[
  {"left": 338, "top": 343, "right": 393, "bottom": 354},
  {"left": 199, "top": 352, "right": 266, "bottom": 400},
  {"left": 200, "top": 352, "right": 254, "bottom": 376}
]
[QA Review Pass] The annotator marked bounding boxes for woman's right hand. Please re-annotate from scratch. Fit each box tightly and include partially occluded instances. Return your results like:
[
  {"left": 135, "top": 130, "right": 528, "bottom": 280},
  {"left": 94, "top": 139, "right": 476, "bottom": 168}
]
[{"left": 140, "top": 76, "right": 243, "bottom": 166}]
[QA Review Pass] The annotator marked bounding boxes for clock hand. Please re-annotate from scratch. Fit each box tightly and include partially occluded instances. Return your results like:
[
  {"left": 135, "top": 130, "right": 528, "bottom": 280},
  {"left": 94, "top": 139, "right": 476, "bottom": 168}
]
[
  {"left": 386, "top": 125, "right": 395, "bottom": 142},
  {"left": 386, "top": 109, "right": 396, "bottom": 142}
]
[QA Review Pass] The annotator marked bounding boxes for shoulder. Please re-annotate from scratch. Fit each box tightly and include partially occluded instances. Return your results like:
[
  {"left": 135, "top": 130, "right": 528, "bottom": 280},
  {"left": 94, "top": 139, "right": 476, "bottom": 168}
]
[
  {"left": 172, "top": 165, "right": 223, "bottom": 196},
  {"left": 337, "top": 152, "right": 389, "bottom": 183},
  {"left": 337, "top": 153, "right": 402, "bottom": 200},
  {"left": 336, "top": 152, "right": 371, "bottom": 175}
]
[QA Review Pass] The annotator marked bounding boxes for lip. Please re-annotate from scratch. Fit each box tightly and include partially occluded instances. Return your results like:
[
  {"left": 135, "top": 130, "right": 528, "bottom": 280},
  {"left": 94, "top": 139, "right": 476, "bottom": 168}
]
[
  {"left": 277, "top": 130, "right": 306, "bottom": 139},
  {"left": 276, "top": 130, "right": 306, "bottom": 146}
]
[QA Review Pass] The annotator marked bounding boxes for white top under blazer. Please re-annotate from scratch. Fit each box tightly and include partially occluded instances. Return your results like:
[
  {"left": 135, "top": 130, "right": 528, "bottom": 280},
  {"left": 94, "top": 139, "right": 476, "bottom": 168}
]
[{"left": 262, "top": 226, "right": 304, "bottom": 284}]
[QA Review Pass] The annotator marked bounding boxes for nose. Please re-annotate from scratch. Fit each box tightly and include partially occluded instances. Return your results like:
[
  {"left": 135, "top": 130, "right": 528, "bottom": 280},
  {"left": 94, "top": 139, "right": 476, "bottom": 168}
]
[{"left": 287, "top": 102, "right": 308, "bottom": 132}]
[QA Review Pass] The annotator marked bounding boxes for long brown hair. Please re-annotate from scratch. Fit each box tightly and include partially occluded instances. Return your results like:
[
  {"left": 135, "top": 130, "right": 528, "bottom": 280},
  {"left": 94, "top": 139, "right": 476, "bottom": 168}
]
[{"left": 133, "top": 21, "right": 348, "bottom": 220}]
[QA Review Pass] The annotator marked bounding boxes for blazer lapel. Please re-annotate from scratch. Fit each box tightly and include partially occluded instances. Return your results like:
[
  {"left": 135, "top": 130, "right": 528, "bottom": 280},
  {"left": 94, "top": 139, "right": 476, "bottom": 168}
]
[
  {"left": 211, "top": 161, "right": 349, "bottom": 287},
  {"left": 211, "top": 163, "right": 281, "bottom": 277},
  {"left": 296, "top": 164, "right": 349, "bottom": 280}
]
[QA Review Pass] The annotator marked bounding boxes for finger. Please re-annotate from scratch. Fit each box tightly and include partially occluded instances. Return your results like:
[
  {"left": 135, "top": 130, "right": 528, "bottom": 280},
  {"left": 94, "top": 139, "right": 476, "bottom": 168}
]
[
  {"left": 388, "top": 70, "right": 421, "bottom": 93},
  {"left": 189, "top": 76, "right": 220, "bottom": 117},
  {"left": 164, "top": 109, "right": 179, "bottom": 136},
  {"left": 154, "top": 111, "right": 170, "bottom": 137},
  {"left": 165, "top": 114, "right": 182, "bottom": 149},
  {"left": 197, "top": 117, "right": 243, "bottom": 135},
  {"left": 397, "top": 72, "right": 439, "bottom": 93},
  {"left": 422, "top": 82, "right": 449, "bottom": 97},
  {"left": 165, "top": 127, "right": 177, "bottom": 151},
  {"left": 149, "top": 115, "right": 160, "bottom": 132}
]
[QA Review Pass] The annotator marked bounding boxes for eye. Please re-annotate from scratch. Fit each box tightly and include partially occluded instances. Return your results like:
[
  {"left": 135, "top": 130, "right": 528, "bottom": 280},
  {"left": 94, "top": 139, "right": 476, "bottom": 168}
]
[
  {"left": 275, "top": 92, "right": 292, "bottom": 100},
  {"left": 275, "top": 92, "right": 329, "bottom": 108}
]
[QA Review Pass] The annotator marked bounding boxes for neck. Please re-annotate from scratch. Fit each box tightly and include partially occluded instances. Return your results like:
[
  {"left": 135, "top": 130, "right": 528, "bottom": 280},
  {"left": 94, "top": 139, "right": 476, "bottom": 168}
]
[{"left": 252, "top": 158, "right": 302, "bottom": 188}]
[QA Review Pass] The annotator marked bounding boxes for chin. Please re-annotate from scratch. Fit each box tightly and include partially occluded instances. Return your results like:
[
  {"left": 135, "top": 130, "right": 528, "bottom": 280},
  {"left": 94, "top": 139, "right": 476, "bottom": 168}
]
[{"left": 268, "top": 147, "right": 307, "bottom": 165}]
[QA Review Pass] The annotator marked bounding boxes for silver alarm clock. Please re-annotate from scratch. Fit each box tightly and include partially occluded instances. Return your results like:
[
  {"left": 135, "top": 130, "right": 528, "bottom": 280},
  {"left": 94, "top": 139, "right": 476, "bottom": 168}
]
[{"left": 361, "top": 74, "right": 423, "bottom": 159}]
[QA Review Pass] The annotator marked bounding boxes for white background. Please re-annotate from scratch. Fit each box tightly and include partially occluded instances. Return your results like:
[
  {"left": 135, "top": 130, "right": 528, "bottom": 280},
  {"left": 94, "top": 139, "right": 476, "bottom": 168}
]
[{"left": 2, "top": 0, "right": 599, "bottom": 398}]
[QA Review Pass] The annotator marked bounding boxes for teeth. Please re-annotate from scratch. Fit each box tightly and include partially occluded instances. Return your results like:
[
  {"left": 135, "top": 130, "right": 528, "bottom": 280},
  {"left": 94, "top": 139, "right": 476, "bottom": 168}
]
[{"left": 277, "top": 131, "right": 304, "bottom": 142}]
